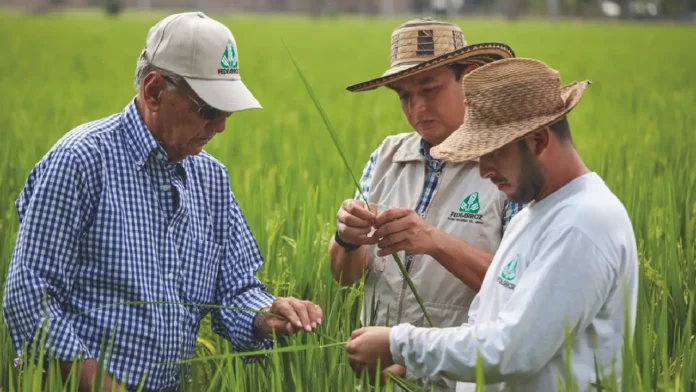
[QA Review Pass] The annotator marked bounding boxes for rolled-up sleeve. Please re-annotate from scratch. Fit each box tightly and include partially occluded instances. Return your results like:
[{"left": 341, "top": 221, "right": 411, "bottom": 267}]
[
  {"left": 389, "top": 226, "right": 617, "bottom": 384},
  {"left": 211, "top": 193, "right": 274, "bottom": 356},
  {"left": 3, "top": 148, "right": 93, "bottom": 362}
]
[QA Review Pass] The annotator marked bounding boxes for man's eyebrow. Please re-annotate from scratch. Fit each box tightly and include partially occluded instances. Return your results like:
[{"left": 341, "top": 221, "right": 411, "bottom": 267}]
[{"left": 389, "top": 77, "right": 437, "bottom": 93}]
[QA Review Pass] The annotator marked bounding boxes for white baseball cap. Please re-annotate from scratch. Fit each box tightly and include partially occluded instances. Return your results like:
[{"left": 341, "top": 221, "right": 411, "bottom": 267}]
[{"left": 141, "top": 12, "right": 261, "bottom": 112}]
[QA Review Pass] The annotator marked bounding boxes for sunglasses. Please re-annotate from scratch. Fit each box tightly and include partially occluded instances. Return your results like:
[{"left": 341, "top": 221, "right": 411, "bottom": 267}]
[{"left": 162, "top": 75, "right": 233, "bottom": 121}]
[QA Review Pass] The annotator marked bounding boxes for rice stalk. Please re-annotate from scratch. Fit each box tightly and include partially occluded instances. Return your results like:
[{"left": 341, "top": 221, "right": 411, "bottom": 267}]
[{"left": 281, "top": 36, "right": 434, "bottom": 328}]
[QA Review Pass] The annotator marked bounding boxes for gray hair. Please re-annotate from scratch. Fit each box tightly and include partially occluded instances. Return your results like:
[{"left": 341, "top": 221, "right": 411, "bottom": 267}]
[{"left": 134, "top": 55, "right": 184, "bottom": 92}]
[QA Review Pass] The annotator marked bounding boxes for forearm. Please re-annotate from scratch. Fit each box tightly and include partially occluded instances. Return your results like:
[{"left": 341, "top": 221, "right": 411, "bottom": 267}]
[
  {"left": 390, "top": 324, "right": 490, "bottom": 384},
  {"left": 427, "top": 230, "right": 494, "bottom": 291},
  {"left": 329, "top": 238, "right": 369, "bottom": 286},
  {"left": 389, "top": 322, "right": 540, "bottom": 385}
]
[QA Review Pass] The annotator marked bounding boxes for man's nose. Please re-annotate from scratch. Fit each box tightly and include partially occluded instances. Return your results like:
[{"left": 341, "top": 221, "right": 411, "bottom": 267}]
[
  {"left": 209, "top": 114, "right": 227, "bottom": 134},
  {"left": 408, "top": 94, "right": 427, "bottom": 115},
  {"left": 479, "top": 154, "right": 495, "bottom": 179}
]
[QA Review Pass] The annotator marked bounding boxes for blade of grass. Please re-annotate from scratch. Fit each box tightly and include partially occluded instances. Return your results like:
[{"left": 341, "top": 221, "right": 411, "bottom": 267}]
[
  {"left": 158, "top": 341, "right": 347, "bottom": 365},
  {"left": 387, "top": 372, "right": 419, "bottom": 392},
  {"left": 72, "top": 301, "right": 278, "bottom": 318},
  {"left": 281, "top": 36, "right": 434, "bottom": 328}
]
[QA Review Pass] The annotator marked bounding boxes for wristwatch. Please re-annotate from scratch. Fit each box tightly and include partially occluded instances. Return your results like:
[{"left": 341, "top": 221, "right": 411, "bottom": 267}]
[{"left": 334, "top": 230, "right": 361, "bottom": 252}]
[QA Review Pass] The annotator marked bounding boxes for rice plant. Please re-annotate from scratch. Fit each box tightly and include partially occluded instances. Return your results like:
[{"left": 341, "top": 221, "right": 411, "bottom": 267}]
[{"left": 0, "top": 9, "right": 694, "bottom": 392}]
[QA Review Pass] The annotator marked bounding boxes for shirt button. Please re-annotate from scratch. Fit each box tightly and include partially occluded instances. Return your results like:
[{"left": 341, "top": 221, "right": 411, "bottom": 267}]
[
  {"left": 161, "top": 184, "right": 171, "bottom": 191},
  {"left": 166, "top": 273, "right": 174, "bottom": 280},
  {"left": 168, "top": 226, "right": 175, "bottom": 233}
]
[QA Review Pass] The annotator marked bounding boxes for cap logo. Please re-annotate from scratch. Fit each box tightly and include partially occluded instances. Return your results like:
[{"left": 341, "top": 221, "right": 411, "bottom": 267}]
[{"left": 219, "top": 43, "right": 239, "bottom": 75}]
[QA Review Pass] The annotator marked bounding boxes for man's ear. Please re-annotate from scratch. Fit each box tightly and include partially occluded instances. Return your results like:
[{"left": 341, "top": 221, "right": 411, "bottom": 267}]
[
  {"left": 529, "top": 127, "right": 552, "bottom": 157},
  {"left": 142, "top": 72, "right": 167, "bottom": 112},
  {"left": 464, "top": 64, "right": 479, "bottom": 74}
]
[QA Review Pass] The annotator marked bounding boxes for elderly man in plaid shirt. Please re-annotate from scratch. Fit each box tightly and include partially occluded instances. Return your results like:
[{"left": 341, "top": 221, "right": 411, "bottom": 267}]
[
  {"left": 3, "top": 12, "right": 321, "bottom": 392},
  {"left": 328, "top": 19, "right": 524, "bottom": 391}
]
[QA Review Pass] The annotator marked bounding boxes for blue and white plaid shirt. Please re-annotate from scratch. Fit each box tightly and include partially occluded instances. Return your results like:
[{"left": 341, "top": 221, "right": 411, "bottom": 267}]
[
  {"left": 355, "top": 138, "right": 524, "bottom": 269},
  {"left": 3, "top": 99, "right": 274, "bottom": 391}
]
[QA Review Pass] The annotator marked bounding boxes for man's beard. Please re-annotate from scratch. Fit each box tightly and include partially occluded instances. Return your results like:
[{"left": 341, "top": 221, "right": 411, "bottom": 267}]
[{"left": 511, "top": 141, "right": 546, "bottom": 204}]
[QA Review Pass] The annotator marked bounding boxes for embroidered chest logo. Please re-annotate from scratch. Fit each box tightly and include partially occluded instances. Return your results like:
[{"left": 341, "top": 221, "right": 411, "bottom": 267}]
[
  {"left": 218, "top": 43, "right": 239, "bottom": 75},
  {"left": 460, "top": 192, "right": 480, "bottom": 213},
  {"left": 448, "top": 192, "right": 484, "bottom": 224},
  {"left": 497, "top": 254, "right": 520, "bottom": 290}
]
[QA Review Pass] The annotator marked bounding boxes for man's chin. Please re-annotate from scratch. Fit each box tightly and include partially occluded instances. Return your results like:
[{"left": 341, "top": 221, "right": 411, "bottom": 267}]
[
  {"left": 415, "top": 127, "right": 452, "bottom": 146},
  {"left": 190, "top": 146, "right": 205, "bottom": 156},
  {"left": 175, "top": 146, "right": 205, "bottom": 161},
  {"left": 506, "top": 191, "right": 535, "bottom": 205}
]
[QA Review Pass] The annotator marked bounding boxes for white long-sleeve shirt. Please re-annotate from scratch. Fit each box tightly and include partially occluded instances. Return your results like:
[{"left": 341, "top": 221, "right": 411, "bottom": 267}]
[{"left": 389, "top": 172, "right": 639, "bottom": 392}]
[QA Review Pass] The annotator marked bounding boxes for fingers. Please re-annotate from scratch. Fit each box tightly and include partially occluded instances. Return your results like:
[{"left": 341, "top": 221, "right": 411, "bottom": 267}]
[
  {"left": 376, "top": 240, "right": 408, "bottom": 258},
  {"left": 349, "top": 327, "right": 366, "bottom": 341},
  {"left": 372, "top": 217, "right": 410, "bottom": 241},
  {"left": 337, "top": 207, "right": 373, "bottom": 228},
  {"left": 288, "top": 298, "right": 312, "bottom": 332},
  {"left": 377, "top": 230, "right": 410, "bottom": 250},
  {"left": 372, "top": 208, "right": 416, "bottom": 240},
  {"left": 341, "top": 200, "right": 377, "bottom": 223},
  {"left": 271, "top": 298, "right": 303, "bottom": 330},
  {"left": 380, "top": 364, "right": 406, "bottom": 385},
  {"left": 271, "top": 298, "right": 323, "bottom": 335},
  {"left": 307, "top": 302, "right": 323, "bottom": 327},
  {"left": 383, "top": 364, "right": 406, "bottom": 377},
  {"left": 337, "top": 200, "right": 380, "bottom": 245},
  {"left": 374, "top": 208, "right": 412, "bottom": 227},
  {"left": 336, "top": 224, "right": 378, "bottom": 245}
]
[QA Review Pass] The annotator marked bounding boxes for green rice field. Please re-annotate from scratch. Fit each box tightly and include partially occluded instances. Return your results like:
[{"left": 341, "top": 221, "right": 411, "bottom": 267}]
[{"left": 0, "top": 8, "right": 695, "bottom": 392}]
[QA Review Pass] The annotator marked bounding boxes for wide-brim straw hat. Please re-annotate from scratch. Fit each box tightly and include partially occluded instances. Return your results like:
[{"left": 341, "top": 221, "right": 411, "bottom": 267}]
[
  {"left": 430, "top": 58, "right": 591, "bottom": 163},
  {"left": 346, "top": 18, "right": 515, "bottom": 92}
]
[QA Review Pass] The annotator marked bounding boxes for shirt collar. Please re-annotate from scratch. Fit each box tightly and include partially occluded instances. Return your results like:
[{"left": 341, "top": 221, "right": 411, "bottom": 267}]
[
  {"left": 121, "top": 98, "right": 186, "bottom": 175},
  {"left": 419, "top": 138, "right": 446, "bottom": 170}
]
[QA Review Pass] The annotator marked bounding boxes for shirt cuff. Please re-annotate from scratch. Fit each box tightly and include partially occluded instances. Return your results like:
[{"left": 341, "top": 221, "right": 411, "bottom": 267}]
[
  {"left": 240, "top": 291, "right": 275, "bottom": 363},
  {"left": 25, "top": 316, "right": 91, "bottom": 363},
  {"left": 389, "top": 323, "right": 414, "bottom": 368}
]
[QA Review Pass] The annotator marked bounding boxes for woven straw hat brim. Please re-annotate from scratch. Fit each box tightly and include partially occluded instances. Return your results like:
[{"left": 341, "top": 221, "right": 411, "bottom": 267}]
[
  {"left": 346, "top": 42, "right": 515, "bottom": 93},
  {"left": 430, "top": 81, "right": 590, "bottom": 163}
]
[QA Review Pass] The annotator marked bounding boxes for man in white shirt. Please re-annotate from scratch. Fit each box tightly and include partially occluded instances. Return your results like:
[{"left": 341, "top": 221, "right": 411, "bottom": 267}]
[{"left": 344, "top": 58, "right": 639, "bottom": 392}]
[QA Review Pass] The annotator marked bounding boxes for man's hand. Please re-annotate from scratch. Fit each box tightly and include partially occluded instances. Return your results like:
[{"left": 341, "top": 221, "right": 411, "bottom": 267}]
[
  {"left": 345, "top": 327, "right": 394, "bottom": 375},
  {"left": 60, "top": 359, "right": 122, "bottom": 392},
  {"left": 380, "top": 364, "right": 407, "bottom": 385},
  {"left": 254, "top": 297, "right": 323, "bottom": 338},
  {"left": 372, "top": 208, "right": 437, "bottom": 257},
  {"left": 336, "top": 200, "right": 379, "bottom": 246}
]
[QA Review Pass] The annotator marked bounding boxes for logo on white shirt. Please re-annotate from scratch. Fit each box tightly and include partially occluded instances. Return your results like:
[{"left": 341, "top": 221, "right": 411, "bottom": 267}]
[{"left": 497, "top": 254, "right": 519, "bottom": 290}]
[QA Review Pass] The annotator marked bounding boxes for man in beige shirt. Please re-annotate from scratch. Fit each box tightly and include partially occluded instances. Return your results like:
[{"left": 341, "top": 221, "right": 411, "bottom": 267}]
[{"left": 328, "top": 18, "right": 524, "bottom": 390}]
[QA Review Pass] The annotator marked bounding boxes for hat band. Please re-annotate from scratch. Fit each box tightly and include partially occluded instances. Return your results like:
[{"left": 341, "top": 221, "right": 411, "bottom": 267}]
[{"left": 391, "top": 29, "right": 466, "bottom": 63}]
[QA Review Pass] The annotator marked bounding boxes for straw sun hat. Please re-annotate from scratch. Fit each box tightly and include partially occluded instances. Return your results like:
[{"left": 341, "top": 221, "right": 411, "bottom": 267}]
[
  {"left": 430, "top": 58, "right": 591, "bottom": 163},
  {"left": 346, "top": 18, "right": 515, "bottom": 92}
]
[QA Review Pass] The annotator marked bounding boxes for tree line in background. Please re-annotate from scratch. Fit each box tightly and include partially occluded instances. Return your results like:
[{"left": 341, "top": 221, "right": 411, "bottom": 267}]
[
  {"left": 414, "top": 0, "right": 696, "bottom": 20},
  {"left": 37, "top": 0, "right": 696, "bottom": 35}
]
